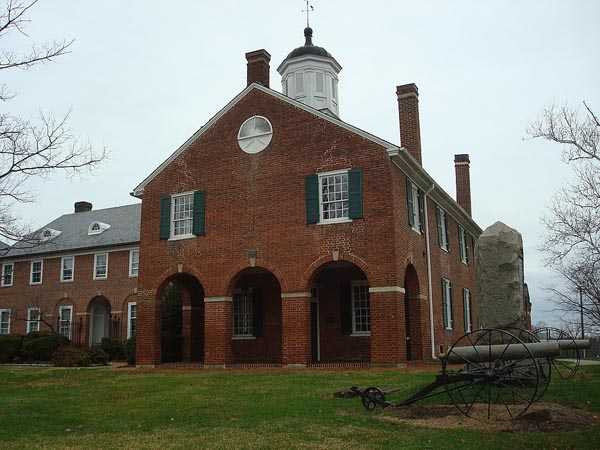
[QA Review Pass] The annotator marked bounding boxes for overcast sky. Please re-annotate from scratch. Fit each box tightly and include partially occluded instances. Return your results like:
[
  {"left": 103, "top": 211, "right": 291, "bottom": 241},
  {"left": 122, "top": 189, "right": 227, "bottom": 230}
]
[{"left": 3, "top": 0, "right": 599, "bottom": 326}]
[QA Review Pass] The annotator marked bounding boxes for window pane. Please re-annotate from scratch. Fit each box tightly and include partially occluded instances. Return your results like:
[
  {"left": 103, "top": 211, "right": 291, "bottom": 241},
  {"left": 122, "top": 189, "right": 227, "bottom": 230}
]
[
  {"left": 296, "top": 72, "right": 304, "bottom": 93},
  {"left": 172, "top": 194, "right": 193, "bottom": 237},
  {"left": 352, "top": 284, "right": 370, "bottom": 333},
  {"left": 319, "top": 173, "right": 349, "bottom": 221},
  {"left": 233, "top": 290, "right": 254, "bottom": 336},
  {"left": 316, "top": 72, "right": 324, "bottom": 92}
]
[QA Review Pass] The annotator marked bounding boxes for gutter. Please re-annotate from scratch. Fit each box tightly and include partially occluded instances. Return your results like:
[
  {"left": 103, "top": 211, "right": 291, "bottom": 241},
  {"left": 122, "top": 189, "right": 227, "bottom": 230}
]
[{"left": 423, "top": 183, "right": 437, "bottom": 360}]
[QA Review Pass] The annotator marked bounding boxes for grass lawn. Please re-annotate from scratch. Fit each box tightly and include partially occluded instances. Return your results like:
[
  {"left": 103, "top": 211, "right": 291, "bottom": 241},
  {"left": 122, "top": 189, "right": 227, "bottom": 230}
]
[{"left": 0, "top": 365, "right": 599, "bottom": 449}]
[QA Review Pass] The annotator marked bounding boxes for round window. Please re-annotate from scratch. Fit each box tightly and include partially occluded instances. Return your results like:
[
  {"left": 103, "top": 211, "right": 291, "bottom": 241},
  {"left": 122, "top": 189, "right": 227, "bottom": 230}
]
[{"left": 237, "top": 116, "right": 273, "bottom": 154}]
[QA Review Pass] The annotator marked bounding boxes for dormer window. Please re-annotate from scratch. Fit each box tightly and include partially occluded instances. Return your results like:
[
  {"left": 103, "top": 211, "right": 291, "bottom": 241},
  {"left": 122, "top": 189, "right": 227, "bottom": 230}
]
[
  {"left": 40, "top": 228, "right": 61, "bottom": 242},
  {"left": 88, "top": 221, "right": 110, "bottom": 235}
]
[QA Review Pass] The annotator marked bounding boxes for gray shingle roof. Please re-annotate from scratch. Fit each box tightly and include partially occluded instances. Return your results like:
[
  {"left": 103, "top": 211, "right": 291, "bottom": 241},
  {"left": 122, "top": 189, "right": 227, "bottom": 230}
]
[{"left": 3, "top": 203, "right": 141, "bottom": 259}]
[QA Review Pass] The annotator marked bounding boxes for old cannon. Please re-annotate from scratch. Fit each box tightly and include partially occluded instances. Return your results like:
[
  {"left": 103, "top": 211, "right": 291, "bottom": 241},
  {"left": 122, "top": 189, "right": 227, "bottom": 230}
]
[{"left": 349, "top": 328, "right": 590, "bottom": 420}]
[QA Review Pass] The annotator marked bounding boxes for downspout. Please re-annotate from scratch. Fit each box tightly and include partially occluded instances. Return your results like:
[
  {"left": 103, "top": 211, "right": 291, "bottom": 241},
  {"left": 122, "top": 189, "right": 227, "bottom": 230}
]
[{"left": 423, "top": 183, "right": 436, "bottom": 359}]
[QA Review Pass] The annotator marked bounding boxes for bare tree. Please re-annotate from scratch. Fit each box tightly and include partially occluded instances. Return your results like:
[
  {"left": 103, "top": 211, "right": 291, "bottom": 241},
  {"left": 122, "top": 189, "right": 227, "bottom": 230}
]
[
  {"left": 0, "top": 1, "right": 105, "bottom": 247},
  {"left": 528, "top": 102, "right": 600, "bottom": 333}
]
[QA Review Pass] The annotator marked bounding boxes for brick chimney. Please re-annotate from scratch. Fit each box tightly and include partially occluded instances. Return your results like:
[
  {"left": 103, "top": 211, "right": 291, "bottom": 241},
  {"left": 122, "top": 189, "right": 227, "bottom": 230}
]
[
  {"left": 74, "top": 201, "right": 92, "bottom": 213},
  {"left": 396, "top": 83, "right": 422, "bottom": 165},
  {"left": 454, "top": 154, "right": 471, "bottom": 216},
  {"left": 246, "top": 49, "right": 271, "bottom": 87}
]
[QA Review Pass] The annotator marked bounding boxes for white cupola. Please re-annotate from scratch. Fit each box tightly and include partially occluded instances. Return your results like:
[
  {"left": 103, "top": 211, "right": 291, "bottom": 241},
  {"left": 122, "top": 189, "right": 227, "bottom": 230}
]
[{"left": 277, "top": 27, "right": 342, "bottom": 117}]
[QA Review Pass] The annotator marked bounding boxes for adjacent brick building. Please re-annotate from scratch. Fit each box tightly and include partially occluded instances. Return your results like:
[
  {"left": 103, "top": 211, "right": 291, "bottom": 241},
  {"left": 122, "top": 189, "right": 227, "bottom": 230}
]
[{"left": 0, "top": 27, "right": 481, "bottom": 367}]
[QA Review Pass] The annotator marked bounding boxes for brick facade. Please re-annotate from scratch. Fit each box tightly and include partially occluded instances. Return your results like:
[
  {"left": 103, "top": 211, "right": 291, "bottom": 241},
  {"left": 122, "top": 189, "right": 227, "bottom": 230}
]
[{"left": 0, "top": 247, "right": 138, "bottom": 344}]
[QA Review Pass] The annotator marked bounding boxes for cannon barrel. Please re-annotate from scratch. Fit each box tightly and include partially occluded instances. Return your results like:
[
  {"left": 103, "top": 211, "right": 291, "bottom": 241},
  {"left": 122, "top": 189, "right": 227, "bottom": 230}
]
[
  {"left": 443, "top": 342, "right": 560, "bottom": 364},
  {"left": 557, "top": 339, "right": 590, "bottom": 350}
]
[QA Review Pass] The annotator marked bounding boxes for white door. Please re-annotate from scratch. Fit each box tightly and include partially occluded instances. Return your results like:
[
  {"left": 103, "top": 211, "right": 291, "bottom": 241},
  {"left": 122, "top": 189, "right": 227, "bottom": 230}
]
[{"left": 90, "top": 303, "right": 109, "bottom": 345}]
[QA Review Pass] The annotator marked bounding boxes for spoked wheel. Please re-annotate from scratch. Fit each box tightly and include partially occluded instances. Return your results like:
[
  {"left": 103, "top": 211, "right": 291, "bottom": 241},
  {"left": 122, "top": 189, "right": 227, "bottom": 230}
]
[
  {"left": 443, "top": 328, "right": 540, "bottom": 421},
  {"left": 532, "top": 327, "right": 580, "bottom": 379},
  {"left": 504, "top": 327, "right": 551, "bottom": 401},
  {"left": 361, "top": 387, "right": 386, "bottom": 411}
]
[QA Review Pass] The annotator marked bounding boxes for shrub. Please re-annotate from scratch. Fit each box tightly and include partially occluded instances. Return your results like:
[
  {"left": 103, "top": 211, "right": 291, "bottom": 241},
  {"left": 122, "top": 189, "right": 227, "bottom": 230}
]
[
  {"left": 52, "top": 346, "right": 91, "bottom": 367},
  {"left": 0, "top": 335, "right": 23, "bottom": 363},
  {"left": 100, "top": 338, "right": 126, "bottom": 361},
  {"left": 88, "top": 347, "right": 109, "bottom": 365},
  {"left": 22, "top": 334, "right": 69, "bottom": 362},
  {"left": 126, "top": 336, "right": 136, "bottom": 366}
]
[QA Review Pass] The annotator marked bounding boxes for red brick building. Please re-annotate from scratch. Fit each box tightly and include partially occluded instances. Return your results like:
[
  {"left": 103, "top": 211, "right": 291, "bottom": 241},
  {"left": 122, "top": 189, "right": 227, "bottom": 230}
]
[
  {"left": 130, "top": 27, "right": 481, "bottom": 367},
  {"left": 0, "top": 202, "right": 140, "bottom": 345}
]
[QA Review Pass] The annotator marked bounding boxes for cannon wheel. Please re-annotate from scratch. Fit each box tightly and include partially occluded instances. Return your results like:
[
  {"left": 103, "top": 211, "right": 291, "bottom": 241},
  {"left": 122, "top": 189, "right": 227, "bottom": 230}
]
[
  {"left": 504, "top": 327, "right": 552, "bottom": 401},
  {"left": 443, "top": 328, "right": 540, "bottom": 420},
  {"left": 361, "top": 387, "right": 386, "bottom": 411},
  {"left": 532, "top": 327, "right": 580, "bottom": 379}
]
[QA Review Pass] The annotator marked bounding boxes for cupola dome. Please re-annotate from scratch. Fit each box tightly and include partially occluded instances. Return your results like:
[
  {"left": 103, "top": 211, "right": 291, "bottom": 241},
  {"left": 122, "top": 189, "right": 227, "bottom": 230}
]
[{"left": 277, "top": 27, "right": 342, "bottom": 117}]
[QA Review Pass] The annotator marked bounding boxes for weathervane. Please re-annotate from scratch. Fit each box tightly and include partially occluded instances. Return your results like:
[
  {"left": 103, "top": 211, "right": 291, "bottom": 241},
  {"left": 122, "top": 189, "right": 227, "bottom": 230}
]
[{"left": 302, "top": 0, "right": 315, "bottom": 28}]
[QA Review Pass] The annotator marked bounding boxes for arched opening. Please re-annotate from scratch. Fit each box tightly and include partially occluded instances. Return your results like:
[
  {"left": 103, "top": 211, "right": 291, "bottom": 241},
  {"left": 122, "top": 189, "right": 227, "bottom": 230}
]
[
  {"left": 157, "top": 273, "right": 204, "bottom": 363},
  {"left": 404, "top": 264, "right": 423, "bottom": 361},
  {"left": 229, "top": 267, "right": 282, "bottom": 364},
  {"left": 88, "top": 296, "right": 112, "bottom": 346},
  {"left": 309, "top": 261, "right": 370, "bottom": 363}
]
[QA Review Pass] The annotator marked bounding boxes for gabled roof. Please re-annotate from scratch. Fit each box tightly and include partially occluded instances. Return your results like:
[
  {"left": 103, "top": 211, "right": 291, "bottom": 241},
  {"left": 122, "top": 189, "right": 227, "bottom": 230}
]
[
  {"left": 3, "top": 204, "right": 141, "bottom": 259},
  {"left": 131, "top": 83, "right": 482, "bottom": 236}
]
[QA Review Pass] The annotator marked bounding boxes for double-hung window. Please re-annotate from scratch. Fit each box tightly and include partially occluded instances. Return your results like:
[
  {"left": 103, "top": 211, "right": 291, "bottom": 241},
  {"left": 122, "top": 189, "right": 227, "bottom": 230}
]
[
  {"left": 351, "top": 281, "right": 370, "bottom": 335},
  {"left": 27, "top": 307, "right": 40, "bottom": 334},
  {"left": 441, "top": 278, "right": 453, "bottom": 330},
  {"left": 127, "top": 302, "right": 137, "bottom": 338},
  {"left": 1, "top": 263, "right": 13, "bottom": 287},
  {"left": 129, "top": 249, "right": 139, "bottom": 277},
  {"left": 171, "top": 193, "right": 194, "bottom": 238},
  {"left": 458, "top": 225, "right": 469, "bottom": 264},
  {"left": 233, "top": 289, "right": 254, "bottom": 338},
  {"left": 93, "top": 253, "right": 108, "bottom": 280},
  {"left": 58, "top": 305, "right": 72, "bottom": 339},
  {"left": 319, "top": 170, "right": 350, "bottom": 223},
  {"left": 0, "top": 309, "right": 10, "bottom": 335},
  {"left": 305, "top": 169, "right": 363, "bottom": 225},
  {"left": 463, "top": 288, "right": 472, "bottom": 333},
  {"left": 406, "top": 178, "right": 424, "bottom": 233},
  {"left": 436, "top": 206, "right": 449, "bottom": 251},
  {"left": 30, "top": 259, "right": 43, "bottom": 285},
  {"left": 61, "top": 256, "right": 74, "bottom": 282}
]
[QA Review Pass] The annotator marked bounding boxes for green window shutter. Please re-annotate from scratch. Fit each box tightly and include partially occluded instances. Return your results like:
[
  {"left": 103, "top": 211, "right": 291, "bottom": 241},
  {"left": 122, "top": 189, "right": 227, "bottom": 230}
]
[
  {"left": 348, "top": 168, "right": 363, "bottom": 219},
  {"left": 465, "top": 233, "right": 470, "bottom": 263},
  {"left": 340, "top": 282, "right": 353, "bottom": 335},
  {"left": 192, "top": 191, "right": 206, "bottom": 236},
  {"left": 441, "top": 279, "right": 447, "bottom": 329},
  {"left": 444, "top": 212, "right": 450, "bottom": 251},
  {"left": 305, "top": 174, "right": 319, "bottom": 224},
  {"left": 435, "top": 206, "right": 442, "bottom": 246},
  {"left": 252, "top": 288, "right": 263, "bottom": 337},
  {"left": 159, "top": 196, "right": 171, "bottom": 240},
  {"left": 417, "top": 189, "right": 425, "bottom": 233},
  {"left": 406, "top": 177, "right": 414, "bottom": 228},
  {"left": 449, "top": 281, "right": 454, "bottom": 329}
]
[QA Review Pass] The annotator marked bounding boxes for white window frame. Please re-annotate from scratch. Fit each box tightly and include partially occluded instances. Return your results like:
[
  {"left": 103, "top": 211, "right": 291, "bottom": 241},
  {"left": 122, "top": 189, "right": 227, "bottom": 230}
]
[
  {"left": 0, "top": 308, "right": 10, "bottom": 335},
  {"left": 442, "top": 278, "right": 453, "bottom": 330},
  {"left": 170, "top": 191, "right": 195, "bottom": 240},
  {"left": 409, "top": 182, "right": 421, "bottom": 233},
  {"left": 295, "top": 72, "right": 304, "bottom": 95},
  {"left": 127, "top": 302, "right": 137, "bottom": 338},
  {"left": 30, "top": 259, "right": 43, "bottom": 285},
  {"left": 60, "top": 255, "right": 74, "bottom": 282},
  {"left": 463, "top": 288, "right": 472, "bottom": 333},
  {"left": 459, "top": 226, "right": 468, "bottom": 264},
  {"left": 437, "top": 206, "right": 449, "bottom": 251},
  {"left": 351, "top": 280, "right": 371, "bottom": 336},
  {"left": 318, "top": 168, "right": 351, "bottom": 225},
  {"left": 232, "top": 288, "right": 255, "bottom": 339},
  {"left": 27, "top": 307, "right": 41, "bottom": 334},
  {"left": 129, "top": 248, "right": 140, "bottom": 278},
  {"left": 58, "top": 305, "right": 73, "bottom": 339},
  {"left": 93, "top": 252, "right": 108, "bottom": 280},
  {"left": 1, "top": 263, "right": 14, "bottom": 287}
]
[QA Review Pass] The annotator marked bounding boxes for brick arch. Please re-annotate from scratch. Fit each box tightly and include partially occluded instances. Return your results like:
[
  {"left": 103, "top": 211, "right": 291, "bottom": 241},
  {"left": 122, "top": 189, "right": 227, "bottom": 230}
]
[
  {"left": 221, "top": 261, "right": 287, "bottom": 296},
  {"left": 119, "top": 293, "right": 138, "bottom": 314},
  {"left": 403, "top": 263, "right": 424, "bottom": 361},
  {"left": 404, "top": 264, "right": 421, "bottom": 297},
  {"left": 153, "top": 264, "right": 205, "bottom": 294},
  {"left": 302, "top": 252, "right": 372, "bottom": 290}
]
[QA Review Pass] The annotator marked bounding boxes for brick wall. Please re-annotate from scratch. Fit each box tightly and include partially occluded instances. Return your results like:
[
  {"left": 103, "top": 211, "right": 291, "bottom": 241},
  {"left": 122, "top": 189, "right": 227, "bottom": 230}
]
[{"left": 0, "top": 247, "right": 138, "bottom": 343}]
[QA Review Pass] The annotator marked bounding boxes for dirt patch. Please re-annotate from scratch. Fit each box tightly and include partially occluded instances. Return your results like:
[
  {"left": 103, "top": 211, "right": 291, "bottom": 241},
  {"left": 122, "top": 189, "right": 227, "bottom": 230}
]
[{"left": 377, "top": 402, "right": 600, "bottom": 432}]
